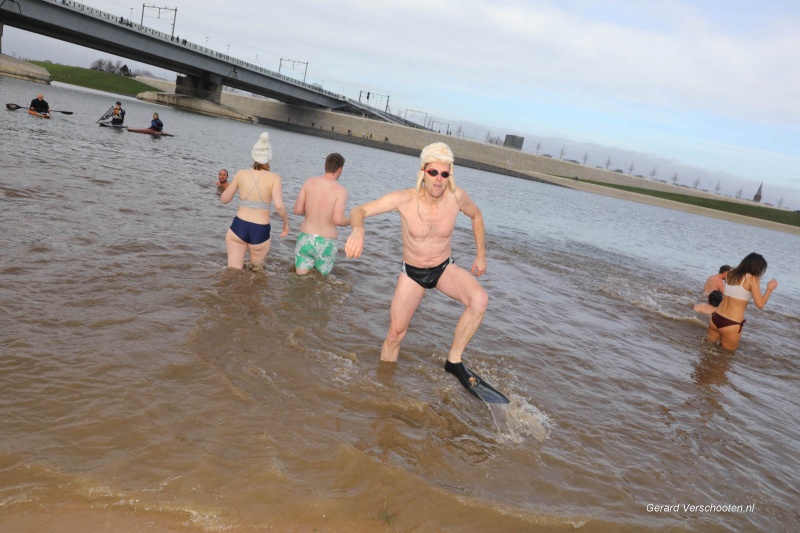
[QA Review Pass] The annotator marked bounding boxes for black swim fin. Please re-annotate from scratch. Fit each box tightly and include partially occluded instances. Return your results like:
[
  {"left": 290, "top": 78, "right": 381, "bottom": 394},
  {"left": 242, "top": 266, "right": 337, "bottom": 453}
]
[{"left": 445, "top": 361, "right": 510, "bottom": 404}]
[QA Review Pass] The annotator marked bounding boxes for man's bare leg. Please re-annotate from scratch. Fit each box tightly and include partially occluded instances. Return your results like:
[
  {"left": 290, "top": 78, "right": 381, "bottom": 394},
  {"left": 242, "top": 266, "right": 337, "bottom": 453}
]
[
  {"left": 381, "top": 274, "right": 425, "bottom": 362},
  {"left": 435, "top": 265, "right": 489, "bottom": 363}
]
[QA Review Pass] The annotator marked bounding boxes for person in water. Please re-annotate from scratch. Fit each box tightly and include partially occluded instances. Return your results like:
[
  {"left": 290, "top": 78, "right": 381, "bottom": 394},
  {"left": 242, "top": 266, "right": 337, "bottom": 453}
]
[
  {"left": 693, "top": 290, "right": 723, "bottom": 315},
  {"left": 110, "top": 101, "right": 126, "bottom": 125},
  {"left": 703, "top": 264, "right": 731, "bottom": 295},
  {"left": 215, "top": 169, "right": 230, "bottom": 190},
  {"left": 29, "top": 93, "right": 50, "bottom": 114},
  {"left": 293, "top": 153, "right": 350, "bottom": 276},
  {"left": 345, "top": 142, "right": 488, "bottom": 388},
  {"left": 150, "top": 112, "right": 163, "bottom": 131},
  {"left": 220, "top": 132, "right": 289, "bottom": 269},
  {"left": 707, "top": 252, "right": 778, "bottom": 351}
]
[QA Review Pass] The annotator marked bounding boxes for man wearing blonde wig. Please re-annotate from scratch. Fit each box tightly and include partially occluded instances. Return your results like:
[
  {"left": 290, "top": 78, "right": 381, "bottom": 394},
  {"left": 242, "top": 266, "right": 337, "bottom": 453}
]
[{"left": 346, "top": 142, "right": 489, "bottom": 391}]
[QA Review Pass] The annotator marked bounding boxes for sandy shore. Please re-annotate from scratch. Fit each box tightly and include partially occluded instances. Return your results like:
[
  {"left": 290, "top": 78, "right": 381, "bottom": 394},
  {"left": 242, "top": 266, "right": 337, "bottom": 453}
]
[{"left": 525, "top": 172, "right": 800, "bottom": 235}]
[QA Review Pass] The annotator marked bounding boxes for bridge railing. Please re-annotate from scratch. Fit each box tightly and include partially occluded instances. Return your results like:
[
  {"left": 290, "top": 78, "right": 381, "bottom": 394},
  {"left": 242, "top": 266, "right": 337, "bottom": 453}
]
[{"left": 49, "top": 0, "right": 412, "bottom": 123}]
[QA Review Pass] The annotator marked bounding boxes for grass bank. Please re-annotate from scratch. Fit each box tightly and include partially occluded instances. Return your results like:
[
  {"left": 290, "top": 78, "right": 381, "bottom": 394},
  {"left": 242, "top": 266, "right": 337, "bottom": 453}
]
[
  {"left": 583, "top": 180, "right": 800, "bottom": 228},
  {"left": 30, "top": 61, "right": 163, "bottom": 96}
]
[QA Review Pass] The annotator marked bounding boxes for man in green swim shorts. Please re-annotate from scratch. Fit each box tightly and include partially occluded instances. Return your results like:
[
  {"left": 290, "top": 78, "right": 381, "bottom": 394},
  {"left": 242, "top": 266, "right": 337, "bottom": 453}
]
[{"left": 293, "top": 153, "right": 350, "bottom": 275}]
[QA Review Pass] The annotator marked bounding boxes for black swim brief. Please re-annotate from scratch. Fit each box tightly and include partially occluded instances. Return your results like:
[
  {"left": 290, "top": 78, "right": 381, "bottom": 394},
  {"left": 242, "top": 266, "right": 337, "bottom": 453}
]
[{"left": 402, "top": 257, "right": 453, "bottom": 289}]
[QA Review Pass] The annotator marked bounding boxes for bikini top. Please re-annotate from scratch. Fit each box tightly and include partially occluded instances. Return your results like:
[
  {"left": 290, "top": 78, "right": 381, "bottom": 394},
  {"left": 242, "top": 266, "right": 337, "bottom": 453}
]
[
  {"left": 724, "top": 274, "right": 753, "bottom": 301},
  {"left": 239, "top": 170, "right": 270, "bottom": 210}
]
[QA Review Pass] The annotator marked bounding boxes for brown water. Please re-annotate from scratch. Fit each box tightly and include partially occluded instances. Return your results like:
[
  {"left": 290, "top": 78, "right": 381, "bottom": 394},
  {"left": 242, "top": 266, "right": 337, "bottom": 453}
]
[{"left": 1, "top": 77, "right": 799, "bottom": 532}]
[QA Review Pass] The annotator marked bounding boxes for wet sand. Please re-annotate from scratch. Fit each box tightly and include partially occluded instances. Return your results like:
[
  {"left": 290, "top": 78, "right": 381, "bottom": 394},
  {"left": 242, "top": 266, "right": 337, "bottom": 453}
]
[{"left": 525, "top": 171, "right": 800, "bottom": 235}]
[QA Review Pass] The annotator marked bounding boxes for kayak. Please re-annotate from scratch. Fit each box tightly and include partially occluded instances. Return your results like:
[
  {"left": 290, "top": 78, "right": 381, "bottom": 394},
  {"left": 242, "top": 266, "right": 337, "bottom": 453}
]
[
  {"left": 99, "top": 122, "right": 126, "bottom": 129},
  {"left": 28, "top": 109, "right": 51, "bottom": 119},
  {"left": 126, "top": 127, "right": 174, "bottom": 137}
]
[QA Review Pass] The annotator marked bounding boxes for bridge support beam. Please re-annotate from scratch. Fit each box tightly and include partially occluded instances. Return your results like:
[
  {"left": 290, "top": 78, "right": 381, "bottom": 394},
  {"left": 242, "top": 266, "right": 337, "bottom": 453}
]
[{"left": 175, "top": 73, "right": 223, "bottom": 103}]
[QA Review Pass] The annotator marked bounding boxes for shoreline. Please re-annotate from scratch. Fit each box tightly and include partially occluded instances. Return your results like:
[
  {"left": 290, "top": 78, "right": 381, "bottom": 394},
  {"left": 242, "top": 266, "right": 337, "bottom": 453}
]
[
  {"left": 521, "top": 172, "right": 800, "bottom": 235},
  {"left": 2, "top": 57, "right": 796, "bottom": 234}
]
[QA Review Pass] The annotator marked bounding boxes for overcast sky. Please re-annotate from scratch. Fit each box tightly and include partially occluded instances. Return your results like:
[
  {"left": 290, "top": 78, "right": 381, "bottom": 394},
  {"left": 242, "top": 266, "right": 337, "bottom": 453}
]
[{"left": 5, "top": 0, "right": 800, "bottom": 208}]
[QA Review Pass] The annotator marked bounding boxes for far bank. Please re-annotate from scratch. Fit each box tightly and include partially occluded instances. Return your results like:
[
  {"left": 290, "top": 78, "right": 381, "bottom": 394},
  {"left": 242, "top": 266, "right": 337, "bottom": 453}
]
[
  {"left": 135, "top": 78, "right": 800, "bottom": 235},
  {"left": 2, "top": 56, "right": 796, "bottom": 234}
]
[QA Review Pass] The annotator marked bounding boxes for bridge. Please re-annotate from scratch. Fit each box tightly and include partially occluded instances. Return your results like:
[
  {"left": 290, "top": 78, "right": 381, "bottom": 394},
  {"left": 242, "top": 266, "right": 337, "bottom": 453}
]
[{"left": 0, "top": 0, "right": 423, "bottom": 127}]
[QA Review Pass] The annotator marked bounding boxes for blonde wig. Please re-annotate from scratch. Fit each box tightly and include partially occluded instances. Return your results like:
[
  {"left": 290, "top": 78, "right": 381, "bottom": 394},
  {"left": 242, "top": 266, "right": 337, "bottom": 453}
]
[{"left": 415, "top": 142, "right": 455, "bottom": 194}]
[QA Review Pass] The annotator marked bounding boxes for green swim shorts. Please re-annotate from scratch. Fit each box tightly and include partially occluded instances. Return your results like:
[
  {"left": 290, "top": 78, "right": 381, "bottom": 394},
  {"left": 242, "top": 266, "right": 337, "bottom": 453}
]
[{"left": 294, "top": 232, "right": 338, "bottom": 275}]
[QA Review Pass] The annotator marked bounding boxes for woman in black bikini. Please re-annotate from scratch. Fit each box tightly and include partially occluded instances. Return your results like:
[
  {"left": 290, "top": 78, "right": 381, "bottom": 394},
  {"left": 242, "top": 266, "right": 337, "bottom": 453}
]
[{"left": 707, "top": 252, "right": 778, "bottom": 351}]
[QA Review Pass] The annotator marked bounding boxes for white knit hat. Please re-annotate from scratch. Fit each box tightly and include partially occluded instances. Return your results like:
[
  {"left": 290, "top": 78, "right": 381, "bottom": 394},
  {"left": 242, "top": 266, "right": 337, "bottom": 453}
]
[{"left": 251, "top": 132, "right": 273, "bottom": 164}]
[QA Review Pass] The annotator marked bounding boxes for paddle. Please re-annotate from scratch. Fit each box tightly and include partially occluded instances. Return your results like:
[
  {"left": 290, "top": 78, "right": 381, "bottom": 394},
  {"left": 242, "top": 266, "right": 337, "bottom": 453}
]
[
  {"left": 97, "top": 106, "right": 113, "bottom": 123},
  {"left": 6, "top": 103, "right": 73, "bottom": 114}
]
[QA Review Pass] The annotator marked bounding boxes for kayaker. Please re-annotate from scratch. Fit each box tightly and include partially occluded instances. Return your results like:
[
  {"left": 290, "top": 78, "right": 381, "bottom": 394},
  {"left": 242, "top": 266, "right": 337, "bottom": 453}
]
[
  {"left": 150, "top": 113, "right": 164, "bottom": 132},
  {"left": 110, "top": 101, "right": 126, "bottom": 125},
  {"left": 29, "top": 94, "right": 50, "bottom": 114}
]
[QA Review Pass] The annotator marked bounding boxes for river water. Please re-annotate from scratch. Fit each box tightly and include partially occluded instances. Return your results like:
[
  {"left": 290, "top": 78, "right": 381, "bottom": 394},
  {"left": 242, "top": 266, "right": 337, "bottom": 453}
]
[{"left": 1, "top": 76, "right": 799, "bottom": 532}]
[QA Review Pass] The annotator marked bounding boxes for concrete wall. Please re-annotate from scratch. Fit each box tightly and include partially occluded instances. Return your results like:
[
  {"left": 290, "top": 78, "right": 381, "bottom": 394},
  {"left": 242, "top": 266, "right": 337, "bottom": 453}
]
[{"left": 0, "top": 53, "right": 51, "bottom": 84}]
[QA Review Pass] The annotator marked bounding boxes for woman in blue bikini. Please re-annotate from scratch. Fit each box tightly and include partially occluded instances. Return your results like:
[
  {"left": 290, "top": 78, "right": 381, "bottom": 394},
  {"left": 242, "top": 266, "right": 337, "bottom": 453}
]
[
  {"left": 221, "top": 132, "right": 289, "bottom": 269},
  {"left": 707, "top": 252, "right": 778, "bottom": 350}
]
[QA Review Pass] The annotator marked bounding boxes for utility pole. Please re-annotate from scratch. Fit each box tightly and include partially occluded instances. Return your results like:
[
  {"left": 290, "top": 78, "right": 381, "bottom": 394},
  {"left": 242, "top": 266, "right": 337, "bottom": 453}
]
[
  {"left": 366, "top": 92, "right": 390, "bottom": 113},
  {"left": 141, "top": 4, "right": 177, "bottom": 37},
  {"left": 404, "top": 109, "right": 427, "bottom": 125},
  {"left": 279, "top": 58, "right": 308, "bottom": 83},
  {"left": 430, "top": 120, "right": 450, "bottom": 134}
]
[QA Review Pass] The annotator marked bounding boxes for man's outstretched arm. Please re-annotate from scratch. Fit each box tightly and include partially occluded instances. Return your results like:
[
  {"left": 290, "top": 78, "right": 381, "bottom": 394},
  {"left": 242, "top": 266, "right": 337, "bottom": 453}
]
[{"left": 345, "top": 190, "right": 406, "bottom": 258}]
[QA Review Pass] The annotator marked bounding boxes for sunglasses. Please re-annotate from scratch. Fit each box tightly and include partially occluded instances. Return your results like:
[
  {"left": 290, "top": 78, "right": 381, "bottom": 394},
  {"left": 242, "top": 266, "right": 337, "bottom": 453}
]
[{"left": 425, "top": 169, "right": 450, "bottom": 178}]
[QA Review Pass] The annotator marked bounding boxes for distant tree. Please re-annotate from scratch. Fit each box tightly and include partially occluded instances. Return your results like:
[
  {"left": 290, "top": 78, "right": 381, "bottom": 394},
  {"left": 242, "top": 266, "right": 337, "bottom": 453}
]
[
  {"left": 90, "top": 58, "right": 108, "bottom": 71},
  {"left": 715, "top": 181, "right": 721, "bottom": 194},
  {"left": 693, "top": 177, "right": 701, "bottom": 189},
  {"left": 456, "top": 125, "right": 464, "bottom": 137},
  {"left": 559, "top": 145, "right": 566, "bottom": 160},
  {"left": 535, "top": 141, "right": 541, "bottom": 155},
  {"left": 777, "top": 197, "right": 784, "bottom": 208},
  {"left": 628, "top": 162, "right": 635, "bottom": 175},
  {"left": 483, "top": 131, "right": 502, "bottom": 145},
  {"left": 120, "top": 64, "right": 131, "bottom": 76},
  {"left": 736, "top": 186, "right": 744, "bottom": 199},
  {"left": 649, "top": 167, "right": 657, "bottom": 180},
  {"left": 582, "top": 151, "right": 589, "bottom": 165},
  {"left": 131, "top": 68, "right": 155, "bottom": 78},
  {"left": 605, "top": 156, "right": 612, "bottom": 170},
  {"left": 671, "top": 172, "right": 679, "bottom": 185}
]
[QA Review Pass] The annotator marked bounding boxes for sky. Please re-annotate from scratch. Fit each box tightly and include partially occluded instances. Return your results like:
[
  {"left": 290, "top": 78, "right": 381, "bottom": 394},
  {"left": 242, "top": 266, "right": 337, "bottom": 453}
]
[{"left": 4, "top": 0, "right": 800, "bottom": 208}]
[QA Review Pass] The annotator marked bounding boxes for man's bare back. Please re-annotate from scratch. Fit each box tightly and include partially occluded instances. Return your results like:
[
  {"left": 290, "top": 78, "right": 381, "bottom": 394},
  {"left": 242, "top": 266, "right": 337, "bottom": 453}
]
[{"left": 295, "top": 175, "right": 349, "bottom": 240}]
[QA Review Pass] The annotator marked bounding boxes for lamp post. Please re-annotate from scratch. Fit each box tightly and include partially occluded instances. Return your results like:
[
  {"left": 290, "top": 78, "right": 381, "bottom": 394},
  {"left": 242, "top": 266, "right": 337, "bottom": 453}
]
[
  {"left": 226, "top": 44, "right": 230, "bottom": 55},
  {"left": 205, "top": 36, "right": 209, "bottom": 47}
]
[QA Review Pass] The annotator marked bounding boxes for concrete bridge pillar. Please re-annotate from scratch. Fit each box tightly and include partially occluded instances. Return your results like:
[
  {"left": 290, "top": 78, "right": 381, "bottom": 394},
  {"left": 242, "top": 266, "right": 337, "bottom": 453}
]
[{"left": 175, "top": 73, "right": 223, "bottom": 103}]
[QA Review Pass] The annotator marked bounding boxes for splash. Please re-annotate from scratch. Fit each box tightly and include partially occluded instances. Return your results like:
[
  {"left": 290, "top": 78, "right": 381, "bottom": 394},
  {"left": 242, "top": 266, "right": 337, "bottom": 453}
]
[{"left": 490, "top": 396, "right": 552, "bottom": 444}]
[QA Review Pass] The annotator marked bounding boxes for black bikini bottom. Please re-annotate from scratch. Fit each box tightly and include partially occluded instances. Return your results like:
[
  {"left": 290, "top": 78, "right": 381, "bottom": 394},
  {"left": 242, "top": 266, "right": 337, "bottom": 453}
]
[{"left": 711, "top": 312, "right": 746, "bottom": 333}]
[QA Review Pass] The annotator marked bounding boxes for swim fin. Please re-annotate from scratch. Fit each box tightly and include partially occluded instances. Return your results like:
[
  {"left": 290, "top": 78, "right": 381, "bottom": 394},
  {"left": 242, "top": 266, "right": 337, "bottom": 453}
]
[{"left": 445, "top": 361, "right": 510, "bottom": 404}]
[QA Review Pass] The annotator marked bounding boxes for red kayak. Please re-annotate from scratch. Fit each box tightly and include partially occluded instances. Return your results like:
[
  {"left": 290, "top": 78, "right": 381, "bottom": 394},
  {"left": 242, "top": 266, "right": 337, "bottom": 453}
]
[
  {"left": 126, "top": 127, "right": 173, "bottom": 137},
  {"left": 28, "top": 109, "right": 51, "bottom": 119}
]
